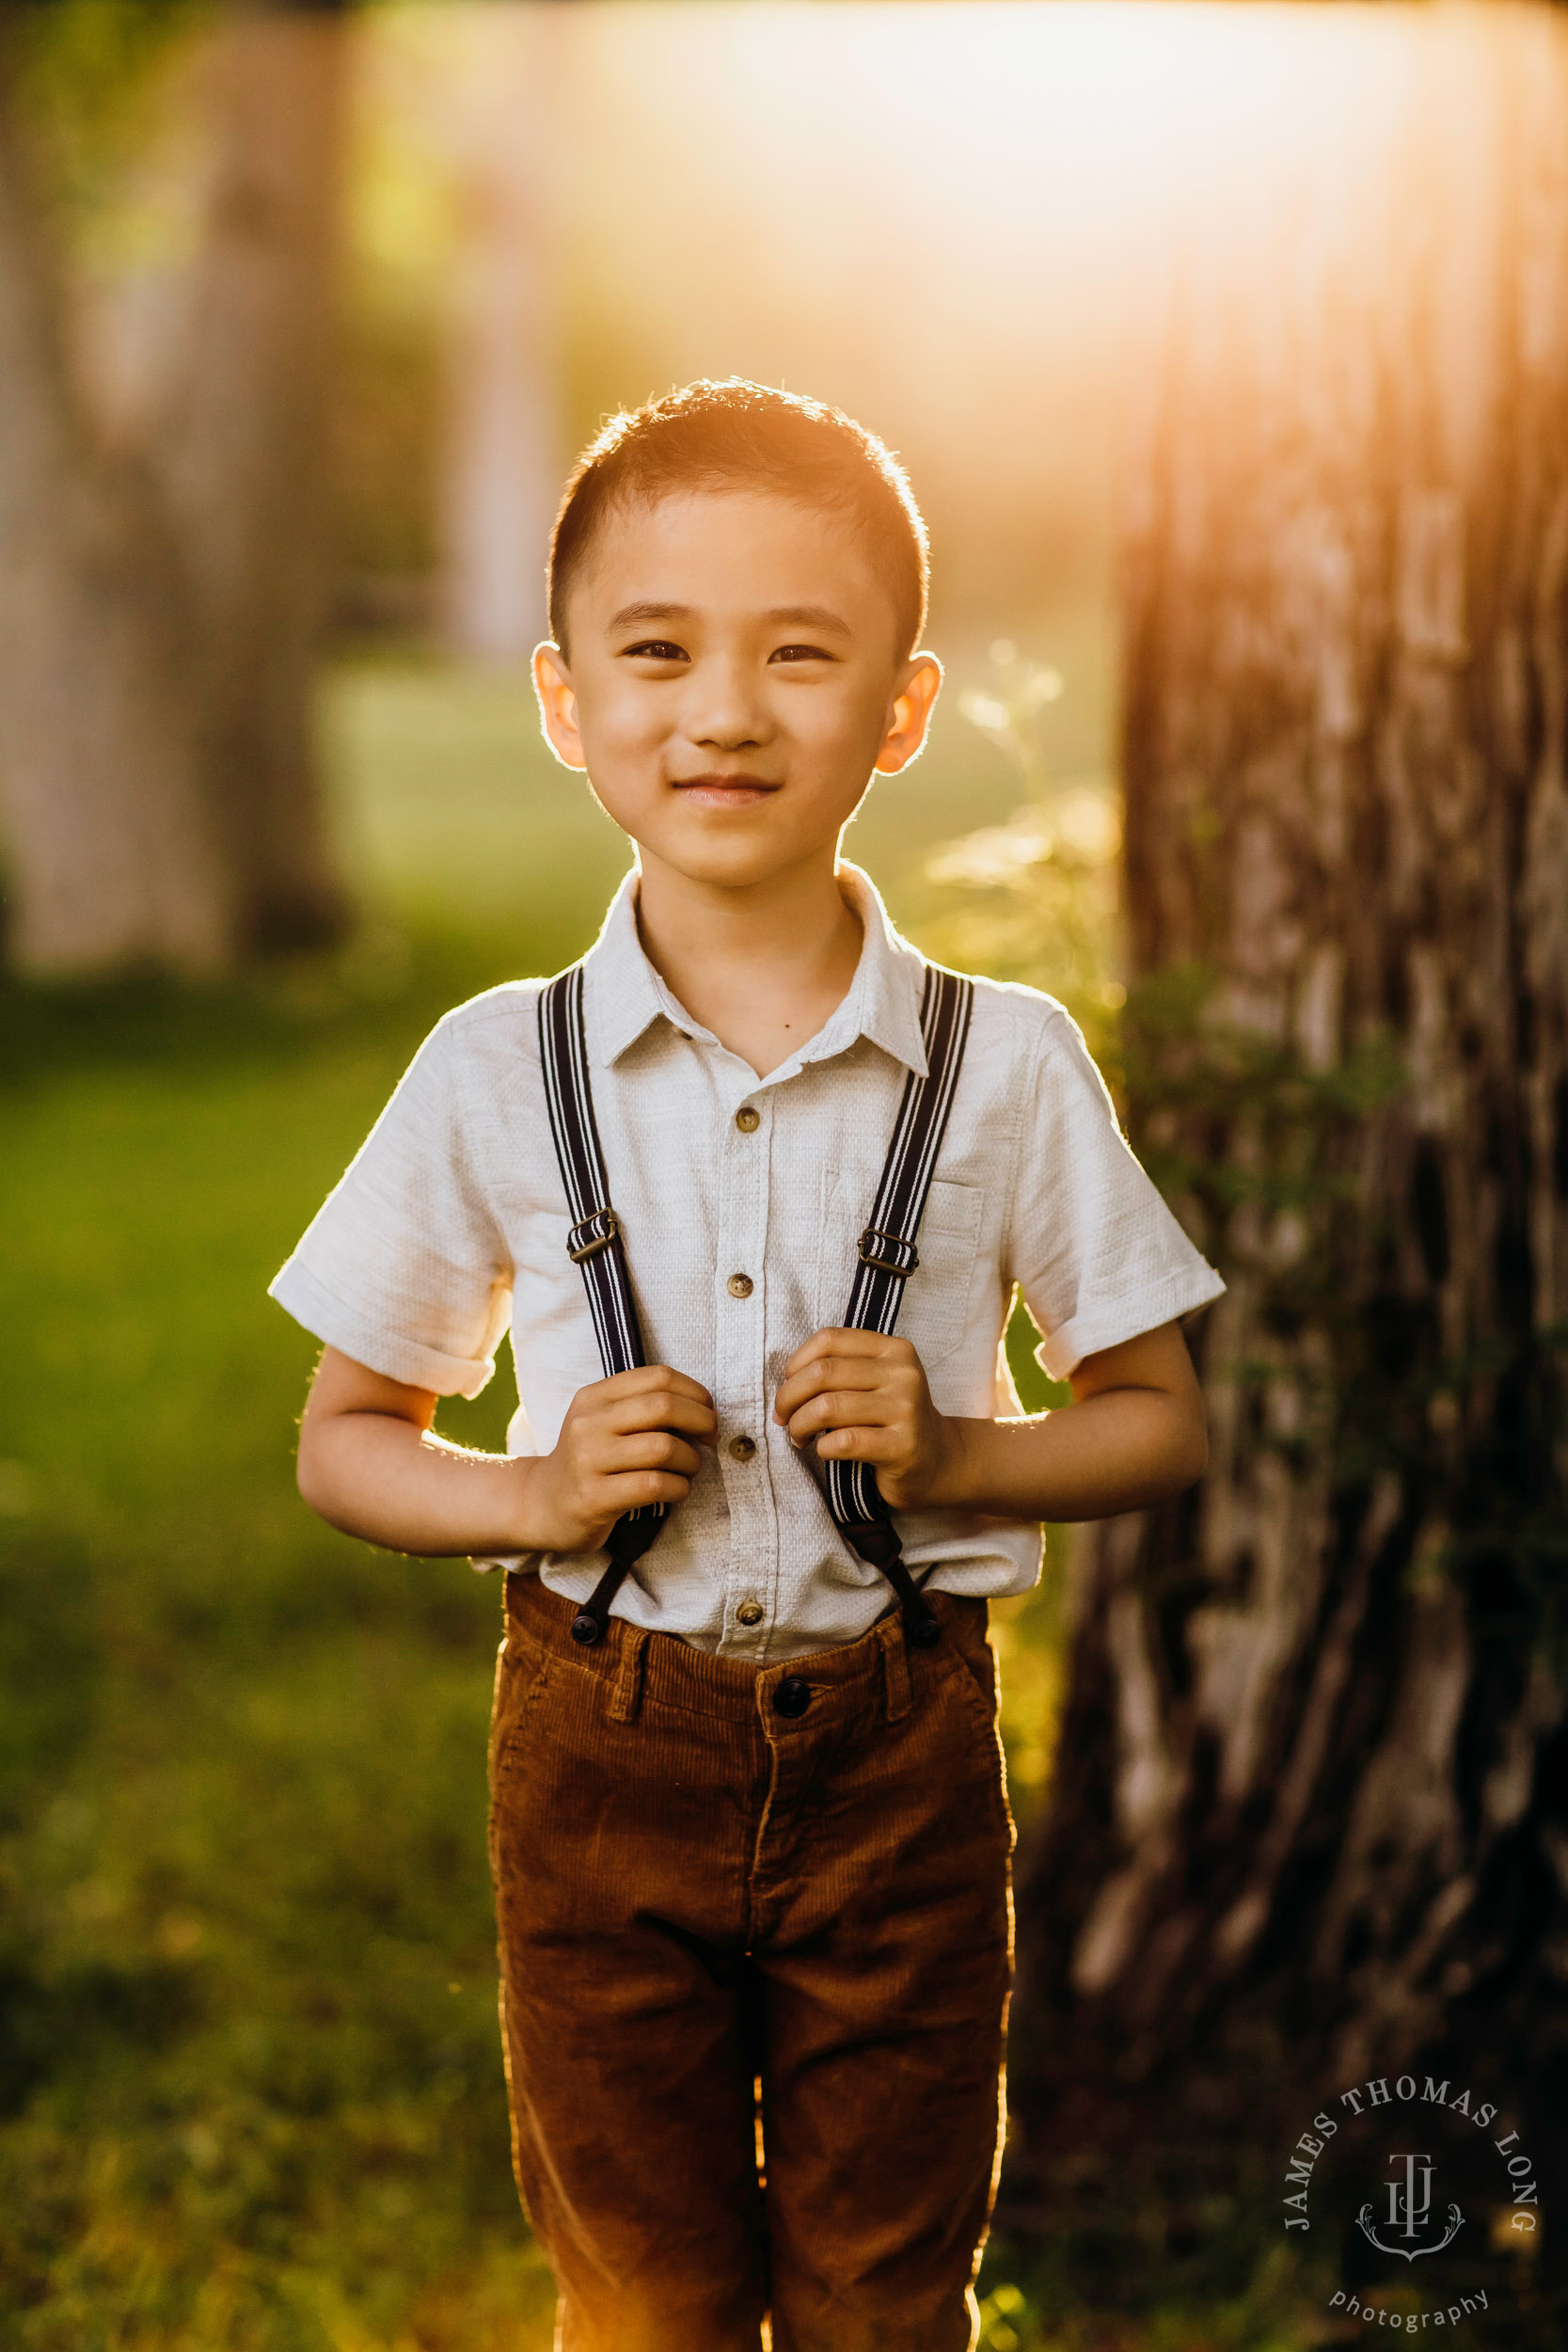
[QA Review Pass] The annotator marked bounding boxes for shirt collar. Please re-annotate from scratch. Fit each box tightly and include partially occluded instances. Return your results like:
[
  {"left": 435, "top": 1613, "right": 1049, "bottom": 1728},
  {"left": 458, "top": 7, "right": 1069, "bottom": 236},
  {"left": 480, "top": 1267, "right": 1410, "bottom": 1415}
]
[{"left": 580, "top": 863, "right": 929, "bottom": 1078}]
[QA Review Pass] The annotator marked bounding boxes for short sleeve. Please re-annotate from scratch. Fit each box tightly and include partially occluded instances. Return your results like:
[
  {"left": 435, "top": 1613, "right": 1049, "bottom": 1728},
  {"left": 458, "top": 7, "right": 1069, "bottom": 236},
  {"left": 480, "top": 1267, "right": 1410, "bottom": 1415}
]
[
  {"left": 1009, "top": 1009, "right": 1224, "bottom": 1381},
  {"left": 268, "top": 1014, "right": 512, "bottom": 1397}
]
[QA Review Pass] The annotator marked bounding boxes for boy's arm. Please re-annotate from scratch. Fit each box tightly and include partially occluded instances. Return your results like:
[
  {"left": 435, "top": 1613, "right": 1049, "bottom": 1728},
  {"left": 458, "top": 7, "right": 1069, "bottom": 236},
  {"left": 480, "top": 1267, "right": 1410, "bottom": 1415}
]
[
  {"left": 295, "top": 1344, "right": 718, "bottom": 1557},
  {"left": 773, "top": 1320, "right": 1208, "bottom": 1522}
]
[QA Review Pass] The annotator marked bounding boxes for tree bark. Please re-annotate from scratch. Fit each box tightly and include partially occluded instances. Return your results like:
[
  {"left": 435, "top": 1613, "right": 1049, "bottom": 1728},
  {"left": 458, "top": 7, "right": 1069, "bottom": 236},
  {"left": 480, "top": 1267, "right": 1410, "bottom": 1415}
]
[
  {"left": 1007, "top": 1, "right": 1568, "bottom": 2219},
  {"left": 0, "top": 0, "right": 352, "bottom": 974},
  {"left": 161, "top": 0, "right": 354, "bottom": 953},
  {"left": 0, "top": 29, "right": 233, "bottom": 974}
]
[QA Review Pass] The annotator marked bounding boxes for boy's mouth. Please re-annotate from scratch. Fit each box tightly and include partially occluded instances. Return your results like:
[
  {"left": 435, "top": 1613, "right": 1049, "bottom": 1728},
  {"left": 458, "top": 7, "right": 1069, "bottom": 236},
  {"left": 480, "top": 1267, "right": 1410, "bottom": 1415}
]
[{"left": 671, "top": 772, "right": 781, "bottom": 807}]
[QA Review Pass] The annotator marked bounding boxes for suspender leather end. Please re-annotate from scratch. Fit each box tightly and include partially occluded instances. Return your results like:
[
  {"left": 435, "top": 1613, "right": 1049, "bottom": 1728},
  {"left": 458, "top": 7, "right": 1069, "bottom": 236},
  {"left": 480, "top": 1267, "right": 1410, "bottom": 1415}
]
[{"left": 844, "top": 1512, "right": 942, "bottom": 1650}]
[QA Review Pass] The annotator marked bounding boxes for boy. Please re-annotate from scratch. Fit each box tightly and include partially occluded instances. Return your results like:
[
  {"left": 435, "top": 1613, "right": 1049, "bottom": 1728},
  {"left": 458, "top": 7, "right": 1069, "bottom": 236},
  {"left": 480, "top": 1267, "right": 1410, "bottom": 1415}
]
[{"left": 273, "top": 379, "right": 1222, "bottom": 2352}]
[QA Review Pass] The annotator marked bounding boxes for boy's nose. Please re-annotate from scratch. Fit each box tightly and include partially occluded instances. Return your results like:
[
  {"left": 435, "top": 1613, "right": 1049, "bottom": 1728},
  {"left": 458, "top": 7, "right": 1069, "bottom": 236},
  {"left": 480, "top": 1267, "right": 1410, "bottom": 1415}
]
[{"left": 685, "top": 664, "right": 773, "bottom": 750}]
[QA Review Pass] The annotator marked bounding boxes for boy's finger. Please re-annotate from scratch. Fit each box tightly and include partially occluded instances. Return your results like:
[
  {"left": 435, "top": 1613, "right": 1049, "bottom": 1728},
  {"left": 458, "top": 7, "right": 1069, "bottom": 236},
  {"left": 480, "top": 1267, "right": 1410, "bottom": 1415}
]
[
  {"left": 598, "top": 1365, "right": 715, "bottom": 1407},
  {"left": 784, "top": 1391, "right": 899, "bottom": 1444},
  {"left": 773, "top": 1359, "right": 887, "bottom": 1421},
  {"left": 601, "top": 1392, "right": 719, "bottom": 1439},
  {"left": 780, "top": 1327, "right": 892, "bottom": 1380},
  {"left": 605, "top": 1432, "right": 704, "bottom": 1480},
  {"left": 596, "top": 1468, "right": 694, "bottom": 1512},
  {"left": 812, "top": 1425, "right": 897, "bottom": 1463}
]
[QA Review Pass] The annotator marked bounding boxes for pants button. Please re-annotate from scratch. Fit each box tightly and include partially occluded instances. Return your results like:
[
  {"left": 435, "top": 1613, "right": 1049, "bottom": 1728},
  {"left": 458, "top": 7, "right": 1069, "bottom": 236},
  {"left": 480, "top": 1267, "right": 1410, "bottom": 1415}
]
[{"left": 772, "top": 1676, "right": 811, "bottom": 1719}]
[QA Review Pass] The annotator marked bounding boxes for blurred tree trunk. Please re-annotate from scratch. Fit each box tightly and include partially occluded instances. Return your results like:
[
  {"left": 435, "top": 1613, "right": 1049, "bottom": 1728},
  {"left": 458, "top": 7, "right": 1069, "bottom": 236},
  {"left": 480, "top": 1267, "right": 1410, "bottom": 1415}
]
[
  {"left": 1007, "top": 4, "right": 1568, "bottom": 2216},
  {"left": 0, "top": 23, "right": 233, "bottom": 973},
  {"left": 161, "top": 0, "right": 353, "bottom": 953},
  {"left": 437, "top": 4, "right": 560, "bottom": 664},
  {"left": 0, "top": 0, "right": 352, "bottom": 974}
]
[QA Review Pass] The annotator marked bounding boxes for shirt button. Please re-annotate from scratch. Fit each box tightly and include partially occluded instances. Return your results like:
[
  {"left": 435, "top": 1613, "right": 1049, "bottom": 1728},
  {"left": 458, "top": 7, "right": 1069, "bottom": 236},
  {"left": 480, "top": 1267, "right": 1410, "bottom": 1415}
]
[
  {"left": 728, "top": 1434, "right": 756, "bottom": 1463},
  {"left": 726, "top": 1272, "right": 753, "bottom": 1299},
  {"left": 735, "top": 1106, "right": 760, "bottom": 1134},
  {"left": 736, "top": 1598, "right": 765, "bottom": 1628}
]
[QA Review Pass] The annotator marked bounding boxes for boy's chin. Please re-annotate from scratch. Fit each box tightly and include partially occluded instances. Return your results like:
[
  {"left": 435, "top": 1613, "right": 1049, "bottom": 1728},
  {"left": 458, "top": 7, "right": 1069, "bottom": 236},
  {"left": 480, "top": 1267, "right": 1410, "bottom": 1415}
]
[
  {"left": 643, "top": 847, "right": 804, "bottom": 895},
  {"left": 636, "top": 824, "right": 844, "bottom": 896}
]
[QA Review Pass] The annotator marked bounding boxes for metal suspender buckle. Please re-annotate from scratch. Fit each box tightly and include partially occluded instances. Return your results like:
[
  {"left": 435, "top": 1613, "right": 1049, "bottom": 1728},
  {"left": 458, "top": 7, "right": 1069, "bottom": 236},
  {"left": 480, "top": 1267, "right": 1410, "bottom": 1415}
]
[
  {"left": 857, "top": 1226, "right": 920, "bottom": 1279},
  {"left": 567, "top": 1207, "right": 622, "bottom": 1263}
]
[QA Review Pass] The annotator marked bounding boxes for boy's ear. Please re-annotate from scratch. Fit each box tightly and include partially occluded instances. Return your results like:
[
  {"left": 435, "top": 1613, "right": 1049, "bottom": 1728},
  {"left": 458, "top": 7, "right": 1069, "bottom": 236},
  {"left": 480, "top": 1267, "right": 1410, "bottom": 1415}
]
[
  {"left": 874, "top": 653, "right": 942, "bottom": 776},
  {"left": 533, "top": 643, "right": 588, "bottom": 771}
]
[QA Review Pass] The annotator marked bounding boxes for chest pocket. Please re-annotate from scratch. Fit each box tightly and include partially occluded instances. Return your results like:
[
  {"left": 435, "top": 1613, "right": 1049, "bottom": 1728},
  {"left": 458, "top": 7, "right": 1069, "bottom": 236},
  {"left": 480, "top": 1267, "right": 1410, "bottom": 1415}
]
[{"left": 815, "top": 1168, "right": 984, "bottom": 1370}]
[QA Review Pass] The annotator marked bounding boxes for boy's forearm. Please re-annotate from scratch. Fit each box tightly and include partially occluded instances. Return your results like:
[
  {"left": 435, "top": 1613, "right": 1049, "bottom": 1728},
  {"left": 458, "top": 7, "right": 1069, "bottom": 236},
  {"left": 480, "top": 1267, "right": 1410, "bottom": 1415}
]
[
  {"left": 932, "top": 1388, "right": 1209, "bottom": 1523},
  {"left": 297, "top": 1348, "right": 716, "bottom": 1560},
  {"left": 297, "top": 1411, "right": 536, "bottom": 1557}
]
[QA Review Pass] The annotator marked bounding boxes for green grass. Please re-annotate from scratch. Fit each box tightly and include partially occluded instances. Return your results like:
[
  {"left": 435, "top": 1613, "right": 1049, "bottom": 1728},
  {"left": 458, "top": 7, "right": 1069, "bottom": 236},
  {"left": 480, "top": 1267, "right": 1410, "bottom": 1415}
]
[
  {"left": 0, "top": 656, "right": 1093, "bottom": 2350},
  {"left": 0, "top": 1004, "right": 554, "bottom": 2348}
]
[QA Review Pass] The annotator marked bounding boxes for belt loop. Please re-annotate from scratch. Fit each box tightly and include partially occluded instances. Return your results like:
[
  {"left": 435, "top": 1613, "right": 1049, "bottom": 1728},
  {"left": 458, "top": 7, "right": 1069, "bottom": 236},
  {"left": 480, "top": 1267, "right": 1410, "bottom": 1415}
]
[
  {"left": 879, "top": 1618, "right": 911, "bottom": 1724},
  {"left": 608, "top": 1627, "right": 649, "bottom": 1724}
]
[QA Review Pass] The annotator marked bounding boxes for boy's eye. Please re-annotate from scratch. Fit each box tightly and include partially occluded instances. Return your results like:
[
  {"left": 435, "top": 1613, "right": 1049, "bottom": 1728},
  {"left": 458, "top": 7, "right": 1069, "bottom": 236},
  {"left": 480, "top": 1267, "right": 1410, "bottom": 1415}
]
[
  {"left": 621, "top": 640, "right": 689, "bottom": 662},
  {"left": 769, "top": 644, "right": 835, "bottom": 665}
]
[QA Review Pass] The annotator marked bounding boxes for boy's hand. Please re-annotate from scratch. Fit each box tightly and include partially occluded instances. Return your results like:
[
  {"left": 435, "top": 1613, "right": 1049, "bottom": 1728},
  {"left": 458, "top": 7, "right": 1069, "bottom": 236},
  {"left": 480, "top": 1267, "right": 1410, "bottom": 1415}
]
[
  {"left": 527, "top": 1366, "right": 718, "bottom": 1554},
  {"left": 773, "top": 1330, "right": 961, "bottom": 1511},
  {"left": 774, "top": 1321, "right": 1209, "bottom": 1530}
]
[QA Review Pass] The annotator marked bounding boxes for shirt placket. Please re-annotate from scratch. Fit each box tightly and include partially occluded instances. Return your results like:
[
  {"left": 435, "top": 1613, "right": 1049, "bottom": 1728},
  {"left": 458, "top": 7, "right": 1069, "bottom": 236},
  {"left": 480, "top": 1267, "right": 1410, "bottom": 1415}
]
[{"left": 712, "top": 1069, "right": 780, "bottom": 1657}]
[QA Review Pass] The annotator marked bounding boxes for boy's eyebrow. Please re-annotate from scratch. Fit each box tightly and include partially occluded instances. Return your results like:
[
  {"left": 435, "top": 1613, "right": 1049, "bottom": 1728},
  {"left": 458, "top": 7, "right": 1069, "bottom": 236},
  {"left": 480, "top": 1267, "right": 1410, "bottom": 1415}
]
[
  {"left": 764, "top": 604, "right": 854, "bottom": 637},
  {"left": 609, "top": 601, "right": 691, "bottom": 629},
  {"left": 606, "top": 600, "right": 855, "bottom": 637}
]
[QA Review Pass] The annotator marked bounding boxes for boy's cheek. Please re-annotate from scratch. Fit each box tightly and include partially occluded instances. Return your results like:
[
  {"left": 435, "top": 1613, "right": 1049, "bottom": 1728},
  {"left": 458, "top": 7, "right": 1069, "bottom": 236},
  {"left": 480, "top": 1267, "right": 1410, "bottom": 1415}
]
[{"left": 573, "top": 684, "right": 671, "bottom": 766}]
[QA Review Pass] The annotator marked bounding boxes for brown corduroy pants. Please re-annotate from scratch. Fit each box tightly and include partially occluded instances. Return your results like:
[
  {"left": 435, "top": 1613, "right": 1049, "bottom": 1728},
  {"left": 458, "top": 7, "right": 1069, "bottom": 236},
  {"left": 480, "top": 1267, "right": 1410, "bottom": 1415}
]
[{"left": 487, "top": 1573, "right": 1015, "bottom": 2352}]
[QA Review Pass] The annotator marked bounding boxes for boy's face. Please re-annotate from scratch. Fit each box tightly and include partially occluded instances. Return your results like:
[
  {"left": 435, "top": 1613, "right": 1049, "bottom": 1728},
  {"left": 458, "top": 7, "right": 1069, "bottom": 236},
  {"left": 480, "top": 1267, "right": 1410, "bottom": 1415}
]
[{"left": 533, "top": 490, "right": 940, "bottom": 896}]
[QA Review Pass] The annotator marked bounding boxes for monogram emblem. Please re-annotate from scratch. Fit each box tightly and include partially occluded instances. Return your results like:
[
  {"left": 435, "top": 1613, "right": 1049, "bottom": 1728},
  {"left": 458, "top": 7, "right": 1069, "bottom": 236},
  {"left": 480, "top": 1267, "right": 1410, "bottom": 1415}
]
[{"left": 1354, "top": 2153, "right": 1465, "bottom": 2263}]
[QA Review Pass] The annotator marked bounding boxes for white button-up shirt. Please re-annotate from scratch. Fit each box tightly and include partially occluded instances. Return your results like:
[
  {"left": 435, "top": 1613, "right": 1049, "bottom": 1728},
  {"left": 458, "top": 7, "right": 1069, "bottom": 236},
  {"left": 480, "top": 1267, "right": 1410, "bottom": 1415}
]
[{"left": 270, "top": 866, "right": 1223, "bottom": 1660}]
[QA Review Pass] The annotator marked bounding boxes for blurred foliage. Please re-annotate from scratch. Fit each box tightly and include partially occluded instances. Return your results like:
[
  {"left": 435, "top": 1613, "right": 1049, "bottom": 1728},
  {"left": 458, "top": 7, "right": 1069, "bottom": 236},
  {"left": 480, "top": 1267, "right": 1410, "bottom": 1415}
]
[
  {"left": 333, "top": 291, "right": 443, "bottom": 596},
  {"left": 10, "top": 2, "right": 203, "bottom": 181},
  {"left": 974, "top": 2232, "right": 1332, "bottom": 2352},
  {"left": 918, "top": 641, "right": 1126, "bottom": 1065},
  {"left": 333, "top": 38, "right": 455, "bottom": 603}
]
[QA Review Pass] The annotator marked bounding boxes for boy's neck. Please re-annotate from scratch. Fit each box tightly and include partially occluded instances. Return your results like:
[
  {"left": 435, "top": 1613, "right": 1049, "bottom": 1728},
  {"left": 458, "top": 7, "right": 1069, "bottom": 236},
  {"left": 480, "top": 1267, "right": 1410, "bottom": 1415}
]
[{"left": 632, "top": 850, "right": 863, "bottom": 1081}]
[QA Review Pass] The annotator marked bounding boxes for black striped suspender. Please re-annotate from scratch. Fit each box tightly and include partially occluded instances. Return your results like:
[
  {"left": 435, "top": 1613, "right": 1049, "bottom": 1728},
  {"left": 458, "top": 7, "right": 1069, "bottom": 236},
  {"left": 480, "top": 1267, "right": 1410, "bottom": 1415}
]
[
  {"left": 824, "top": 963, "right": 974, "bottom": 1646},
  {"left": 537, "top": 960, "right": 974, "bottom": 1651},
  {"left": 538, "top": 965, "right": 666, "bottom": 1646}
]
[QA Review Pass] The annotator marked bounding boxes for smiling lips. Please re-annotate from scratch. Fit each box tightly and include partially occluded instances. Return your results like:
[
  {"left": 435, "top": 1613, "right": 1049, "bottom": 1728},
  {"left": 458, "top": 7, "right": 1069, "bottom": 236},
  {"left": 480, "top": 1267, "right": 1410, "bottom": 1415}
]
[{"left": 671, "top": 773, "right": 782, "bottom": 805}]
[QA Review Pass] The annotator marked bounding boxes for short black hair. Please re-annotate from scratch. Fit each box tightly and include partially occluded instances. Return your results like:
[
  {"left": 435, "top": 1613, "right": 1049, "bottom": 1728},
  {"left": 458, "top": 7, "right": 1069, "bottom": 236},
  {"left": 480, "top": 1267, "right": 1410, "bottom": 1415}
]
[{"left": 547, "top": 378, "right": 928, "bottom": 657}]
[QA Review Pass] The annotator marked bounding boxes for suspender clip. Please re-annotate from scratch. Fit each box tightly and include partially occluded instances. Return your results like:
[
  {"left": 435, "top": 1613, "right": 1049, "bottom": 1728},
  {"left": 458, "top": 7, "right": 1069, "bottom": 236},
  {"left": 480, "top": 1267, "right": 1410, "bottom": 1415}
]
[
  {"left": 858, "top": 1226, "right": 920, "bottom": 1279},
  {"left": 567, "top": 1207, "right": 623, "bottom": 1263}
]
